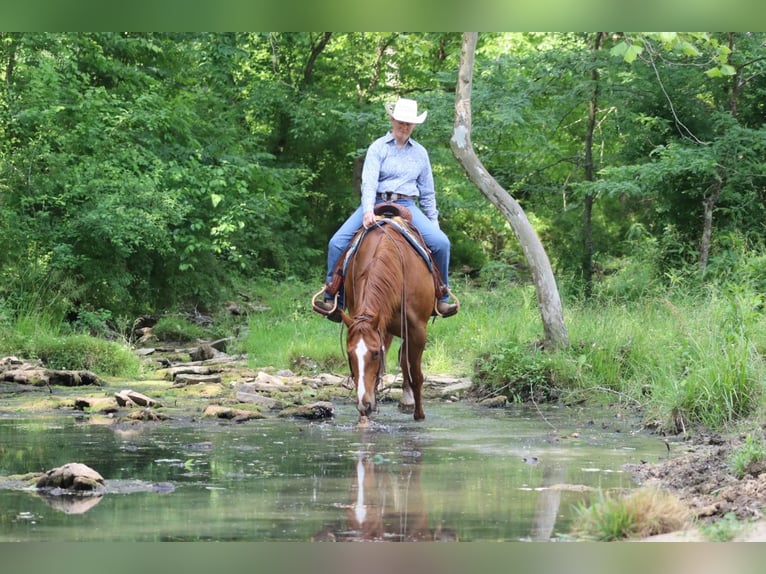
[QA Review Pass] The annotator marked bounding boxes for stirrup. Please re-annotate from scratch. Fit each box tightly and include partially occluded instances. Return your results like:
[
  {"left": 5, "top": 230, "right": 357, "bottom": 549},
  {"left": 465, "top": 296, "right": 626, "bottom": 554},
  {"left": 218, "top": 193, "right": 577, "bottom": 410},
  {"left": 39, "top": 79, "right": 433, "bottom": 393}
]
[
  {"left": 311, "top": 287, "right": 339, "bottom": 316},
  {"left": 433, "top": 288, "right": 460, "bottom": 318}
]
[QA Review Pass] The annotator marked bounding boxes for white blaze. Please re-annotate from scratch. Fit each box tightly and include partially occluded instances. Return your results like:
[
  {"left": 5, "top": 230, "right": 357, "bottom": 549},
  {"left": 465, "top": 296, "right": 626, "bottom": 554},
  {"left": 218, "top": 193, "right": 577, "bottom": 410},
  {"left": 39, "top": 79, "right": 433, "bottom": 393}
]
[
  {"left": 354, "top": 457, "right": 367, "bottom": 524},
  {"left": 354, "top": 338, "right": 368, "bottom": 406}
]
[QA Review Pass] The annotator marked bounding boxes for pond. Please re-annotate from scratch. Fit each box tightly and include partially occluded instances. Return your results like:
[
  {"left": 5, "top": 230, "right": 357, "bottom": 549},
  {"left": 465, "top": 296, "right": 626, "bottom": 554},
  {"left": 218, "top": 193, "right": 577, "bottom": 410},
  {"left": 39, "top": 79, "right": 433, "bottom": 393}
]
[{"left": 0, "top": 400, "right": 666, "bottom": 542}]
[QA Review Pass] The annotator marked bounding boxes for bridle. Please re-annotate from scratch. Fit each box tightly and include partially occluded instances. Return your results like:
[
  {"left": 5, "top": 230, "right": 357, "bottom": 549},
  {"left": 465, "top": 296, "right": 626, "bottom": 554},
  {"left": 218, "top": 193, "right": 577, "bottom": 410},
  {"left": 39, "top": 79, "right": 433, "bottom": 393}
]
[{"left": 346, "top": 315, "right": 386, "bottom": 406}]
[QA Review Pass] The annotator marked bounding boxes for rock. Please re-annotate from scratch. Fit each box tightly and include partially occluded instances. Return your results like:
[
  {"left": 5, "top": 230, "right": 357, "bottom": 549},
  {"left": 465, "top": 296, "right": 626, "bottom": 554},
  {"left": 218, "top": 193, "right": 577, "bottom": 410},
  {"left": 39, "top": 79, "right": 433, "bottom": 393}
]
[
  {"left": 36, "top": 463, "right": 105, "bottom": 493},
  {"left": 202, "top": 405, "right": 264, "bottom": 421},
  {"left": 254, "top": 371, "right": 294, "bottom": 390},
  {"left": 302, "top": 373, "right": 346, "bottom": 386},
  {"left": 126, "top": 408, "right": 170, "bottom": 421},
  {"left": 238, "top": 380, "right": 293, "bottom": 394},
  {"left": 173, "top": 373, "right": 222, "bottom": 386},
  {"left": 438, "top": 380, "right": 473, "bottom": 396},
  {"left": 134, "top": 348, "right": 155, "bottom": 356},
  {"left": 114, "top": 390, "right": 162, "bottom": 408},
  {"left": 2, "top": 368, "right": 102, "bottom": 387},
  {"left": 479, "top": 395, "right": 507, "bottom": 408},
  {"left": 209, "top": 338, "right": 232, "bottom": 352},
  {"left": 278, "top": 401, "right": 334, "bottom": 420},
  {"left": 47, "top": 370, "right": 102, "bottom": 387},
  {"left": 236, "top": 390, "right": 285, "bottom": 410},
  {"left": 189, "top": 343, "right": 215, "bottom": 362},
  {"left": 74, "top": 397, "right": 118, "bottom": 412},
  {"left": 2, "top": 368, "right": 48, "bottom": 385}
]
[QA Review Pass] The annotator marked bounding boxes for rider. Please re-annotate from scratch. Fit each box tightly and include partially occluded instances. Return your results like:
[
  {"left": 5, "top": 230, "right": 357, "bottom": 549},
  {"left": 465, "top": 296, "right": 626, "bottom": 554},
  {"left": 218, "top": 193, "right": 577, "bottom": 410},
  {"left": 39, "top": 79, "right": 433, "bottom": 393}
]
[{"left": 314, "top": 97, "right": 458, "bottom": 322}]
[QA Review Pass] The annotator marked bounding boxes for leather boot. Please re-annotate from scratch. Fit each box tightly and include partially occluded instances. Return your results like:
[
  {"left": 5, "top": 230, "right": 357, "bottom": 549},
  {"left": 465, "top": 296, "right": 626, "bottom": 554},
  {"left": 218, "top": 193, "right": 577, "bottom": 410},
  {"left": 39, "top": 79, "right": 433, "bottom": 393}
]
[
  {"left": 435, "top": 300, "right": 458, "bottom": 318},
  {"left": 314, "top": 298, "right": 342, "bottom": 323}
]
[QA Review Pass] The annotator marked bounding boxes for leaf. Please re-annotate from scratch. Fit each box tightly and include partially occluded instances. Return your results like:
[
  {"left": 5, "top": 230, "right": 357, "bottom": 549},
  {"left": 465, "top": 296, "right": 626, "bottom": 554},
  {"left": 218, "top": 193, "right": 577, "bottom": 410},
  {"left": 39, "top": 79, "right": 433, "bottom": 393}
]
[
  {"left": 624, "top": 44, "right": 643, "bottom": 64},
  {"left": 657, "top": 32, "right": 677, "bottom": 44},
  {"left": 705, "top": 67, "right": 723, "bottom": 78},
  {"left": 610, "top": 41, "right": 628, "bottom": 58},
  {"left": 211, "top": 193, "right": 223, "bottom": 208},
  {"left": 705, "top": 64, "right": 736, "bottom": 78},
  {"left": 678, "top": 41, "right": 700, "bottom": 57}
]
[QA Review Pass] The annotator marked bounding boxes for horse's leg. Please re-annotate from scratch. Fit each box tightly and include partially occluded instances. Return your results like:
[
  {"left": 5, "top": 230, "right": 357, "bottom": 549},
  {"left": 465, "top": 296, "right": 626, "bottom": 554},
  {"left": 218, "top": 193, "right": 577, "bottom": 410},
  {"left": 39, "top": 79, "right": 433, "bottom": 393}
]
[
  {"left": 401, "top": 327, "right": 427, "bottom": 420},
  {"left": 398, "top": 339, "right": 415, "bottom": 413}
]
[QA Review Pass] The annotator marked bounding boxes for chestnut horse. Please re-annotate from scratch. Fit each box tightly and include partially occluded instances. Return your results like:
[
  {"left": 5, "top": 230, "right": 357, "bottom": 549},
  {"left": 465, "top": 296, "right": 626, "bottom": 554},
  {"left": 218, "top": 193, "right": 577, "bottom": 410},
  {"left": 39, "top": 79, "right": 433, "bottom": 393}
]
[{"left": 340, "top": 216, "right": 436, "bottom": 423}]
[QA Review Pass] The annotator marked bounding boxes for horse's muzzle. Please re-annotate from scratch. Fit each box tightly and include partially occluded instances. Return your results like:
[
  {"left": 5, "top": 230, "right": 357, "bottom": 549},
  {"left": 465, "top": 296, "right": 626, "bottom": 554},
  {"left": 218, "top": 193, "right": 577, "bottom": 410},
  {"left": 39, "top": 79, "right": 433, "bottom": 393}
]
[{"left": 357, "top": 395, "right": 376, "bottom": 417}]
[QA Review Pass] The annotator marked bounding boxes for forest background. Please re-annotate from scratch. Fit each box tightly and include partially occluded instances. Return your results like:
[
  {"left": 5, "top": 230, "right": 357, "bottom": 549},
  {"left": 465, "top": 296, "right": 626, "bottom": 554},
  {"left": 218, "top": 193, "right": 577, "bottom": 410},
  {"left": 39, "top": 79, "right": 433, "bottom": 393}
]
[{"left": 3, "top": 32, "right": 766, "bottom": 433}]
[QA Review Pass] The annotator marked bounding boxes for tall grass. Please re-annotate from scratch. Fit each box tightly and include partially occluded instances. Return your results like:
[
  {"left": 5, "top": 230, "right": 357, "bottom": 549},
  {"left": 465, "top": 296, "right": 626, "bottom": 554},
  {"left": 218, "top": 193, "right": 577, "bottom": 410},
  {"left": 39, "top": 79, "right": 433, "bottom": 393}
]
[
  {"left": 0, "top": 313, "right": 142, "bottom": 378},
  {"left": 571, "top": 488, "right": 690, "bottom": 541}
]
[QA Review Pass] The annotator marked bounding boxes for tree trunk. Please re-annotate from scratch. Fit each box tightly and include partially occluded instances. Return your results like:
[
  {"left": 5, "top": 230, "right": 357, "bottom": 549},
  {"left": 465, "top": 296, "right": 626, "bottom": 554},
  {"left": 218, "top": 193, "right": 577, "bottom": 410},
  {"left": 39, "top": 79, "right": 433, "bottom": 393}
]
[
  {"left": 699, "top": 181, "right": 720, "bottom": 271},
  {"left": 582, "top": 32, "right": 603, "bottom": 298},
  {"left": 699, "top": 33, "right": 737, "bottom": 271},
  {"left": 450, "top": 33, "right": 569, "bottom": 349}
]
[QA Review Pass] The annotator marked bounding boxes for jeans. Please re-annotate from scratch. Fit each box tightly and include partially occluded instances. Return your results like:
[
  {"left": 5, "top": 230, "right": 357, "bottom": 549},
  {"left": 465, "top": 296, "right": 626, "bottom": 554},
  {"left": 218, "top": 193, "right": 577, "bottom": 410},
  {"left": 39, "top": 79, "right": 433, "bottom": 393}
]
[{"left": 325, "top": 198, "right": 451, "bottom": 301}]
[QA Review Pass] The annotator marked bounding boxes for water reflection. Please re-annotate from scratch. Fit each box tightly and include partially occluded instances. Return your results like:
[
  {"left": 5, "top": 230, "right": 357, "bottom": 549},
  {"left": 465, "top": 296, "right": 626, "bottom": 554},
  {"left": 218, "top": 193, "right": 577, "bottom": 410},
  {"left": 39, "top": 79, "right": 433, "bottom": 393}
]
[
  {"left": 313, "top": 438, "right": 458, "bottom": 542},
  {"left": 0, "top": 403, "right": 666, "bottom": 542},
  {"left": 528, "top": 462, "right": 566, "bottom": 541},
  {"left": 36, "top": 493, "right": 103, "bottom": 515}
]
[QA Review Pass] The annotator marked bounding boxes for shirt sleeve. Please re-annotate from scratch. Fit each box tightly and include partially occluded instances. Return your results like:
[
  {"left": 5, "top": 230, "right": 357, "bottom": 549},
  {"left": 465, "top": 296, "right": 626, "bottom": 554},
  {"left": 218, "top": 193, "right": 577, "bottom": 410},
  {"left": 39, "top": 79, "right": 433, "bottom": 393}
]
[
  {"left": 417, "top": 148, "right": 439, "bottom": 223},
  {"left": 360, "top": 139, "right": 383, "bottom": 214}
]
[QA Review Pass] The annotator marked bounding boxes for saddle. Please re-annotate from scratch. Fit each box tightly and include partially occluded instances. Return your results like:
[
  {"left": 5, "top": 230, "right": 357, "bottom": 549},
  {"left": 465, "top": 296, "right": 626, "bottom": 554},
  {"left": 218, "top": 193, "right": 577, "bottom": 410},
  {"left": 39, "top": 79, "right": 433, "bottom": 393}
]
[{"left": 325, "top": 202, "right": 449, "bottom": 301}]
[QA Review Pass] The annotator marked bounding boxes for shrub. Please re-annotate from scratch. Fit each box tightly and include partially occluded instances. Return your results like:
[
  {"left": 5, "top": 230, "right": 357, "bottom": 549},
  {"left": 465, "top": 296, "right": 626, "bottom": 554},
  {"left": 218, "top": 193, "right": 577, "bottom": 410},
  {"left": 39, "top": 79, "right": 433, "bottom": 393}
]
[
  {"left": 152, "top": 316, "right": 207, "bottom": 342},
  {"left": 29, "top": 334, "right": 141, "bottom": 377},
  {"left": 472, "top": 341, "right": 561, "bottom": 403},
  {"left": 729, "top": 434, "right": 766, "bottom": 479},
  {"left": 571, "top": 488, "right": 690, "bottom": 541}
]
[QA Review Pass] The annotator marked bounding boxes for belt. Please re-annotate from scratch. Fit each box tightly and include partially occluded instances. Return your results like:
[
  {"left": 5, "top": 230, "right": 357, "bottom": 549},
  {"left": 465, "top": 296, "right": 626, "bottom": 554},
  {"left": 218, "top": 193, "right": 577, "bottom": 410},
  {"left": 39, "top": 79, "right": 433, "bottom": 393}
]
[{"left": 376, "top": 192, "right": 409, "bottom": 201}]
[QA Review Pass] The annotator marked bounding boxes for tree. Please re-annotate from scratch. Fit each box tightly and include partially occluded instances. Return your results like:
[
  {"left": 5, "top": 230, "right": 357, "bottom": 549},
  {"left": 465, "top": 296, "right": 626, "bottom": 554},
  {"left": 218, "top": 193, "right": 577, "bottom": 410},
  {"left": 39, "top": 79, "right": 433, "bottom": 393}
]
[{"left": 450, "top": 32, "right": 569, "bottom": 349}]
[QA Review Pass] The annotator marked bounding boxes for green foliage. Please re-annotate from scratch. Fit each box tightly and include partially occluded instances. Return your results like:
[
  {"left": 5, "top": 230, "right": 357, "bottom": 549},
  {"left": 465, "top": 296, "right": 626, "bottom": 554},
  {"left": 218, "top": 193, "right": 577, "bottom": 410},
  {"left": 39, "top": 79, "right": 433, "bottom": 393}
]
[
  {"left": 729, "top": 435, "right": 766, "bottom": 479},
  {"left": 33, "top": 334, "right": 141, "bottom": 376},
  {"left": 472, "top": 342, "right": 560, "bottom": 403},
  {"left": 242, "top": 279, "right": 348, "bottom": 373},
  {"left": 152, "top": 316, "right": 207, "bottom": 343},
  {"left": 699, "top": 513, "right": 744, "bottom": 542},
  {"left": 0, "top": 324, "right": 141, "bottom": 377}
]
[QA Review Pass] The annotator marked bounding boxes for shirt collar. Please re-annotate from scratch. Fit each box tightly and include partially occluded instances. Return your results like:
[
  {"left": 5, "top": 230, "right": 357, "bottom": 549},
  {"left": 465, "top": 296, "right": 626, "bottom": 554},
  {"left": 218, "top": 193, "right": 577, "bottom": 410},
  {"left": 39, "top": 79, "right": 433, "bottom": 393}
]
[{"left": 384, "top": 131, "right": 412, "bottom": 146}]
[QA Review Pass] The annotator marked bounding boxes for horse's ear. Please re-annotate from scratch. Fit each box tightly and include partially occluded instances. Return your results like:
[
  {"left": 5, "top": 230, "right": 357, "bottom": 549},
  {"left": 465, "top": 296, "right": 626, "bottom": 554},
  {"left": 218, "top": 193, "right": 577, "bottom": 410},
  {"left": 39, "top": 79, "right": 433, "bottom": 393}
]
[{"left": 340, "top": 310, "right": 352, "bottom": 327}]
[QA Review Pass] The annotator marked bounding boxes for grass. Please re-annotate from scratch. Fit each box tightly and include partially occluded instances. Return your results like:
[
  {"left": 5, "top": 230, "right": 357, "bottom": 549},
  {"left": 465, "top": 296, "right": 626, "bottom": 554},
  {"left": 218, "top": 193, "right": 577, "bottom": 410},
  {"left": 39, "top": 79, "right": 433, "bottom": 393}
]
[
  {"left": 0, "top": 325, "right": 142, "bottom": 378},
  {"left": 571, "top": 488, "right": 690, "bottom": 541},
  {"left": 699, "top": 512, "right": 744, "bottom": 542},
  {"left": 729, "top": 434, "right": 766, "bottom": 479}
]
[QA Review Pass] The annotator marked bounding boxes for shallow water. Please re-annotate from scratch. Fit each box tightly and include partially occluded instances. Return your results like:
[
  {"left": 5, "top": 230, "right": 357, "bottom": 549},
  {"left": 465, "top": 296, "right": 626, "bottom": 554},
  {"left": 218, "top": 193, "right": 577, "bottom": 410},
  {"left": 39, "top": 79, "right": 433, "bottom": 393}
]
[{"left": 0, "top": 401, "right": 665, "bottom": 542}]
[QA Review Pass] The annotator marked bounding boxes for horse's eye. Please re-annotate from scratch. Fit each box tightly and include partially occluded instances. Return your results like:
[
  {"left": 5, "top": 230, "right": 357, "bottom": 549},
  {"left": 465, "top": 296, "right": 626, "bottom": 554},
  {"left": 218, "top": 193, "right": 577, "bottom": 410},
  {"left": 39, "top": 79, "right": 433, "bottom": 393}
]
[{"left": 371, "top": 351, "right": 380, "bottom": 360}]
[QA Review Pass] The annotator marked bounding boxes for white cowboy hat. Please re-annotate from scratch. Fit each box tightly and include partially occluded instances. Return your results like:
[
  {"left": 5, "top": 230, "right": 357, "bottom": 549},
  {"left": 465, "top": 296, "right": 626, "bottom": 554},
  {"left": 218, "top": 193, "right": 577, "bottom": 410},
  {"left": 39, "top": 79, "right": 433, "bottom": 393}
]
[{"left": 384, "top": 98, "right": 427, "bottom": 124}]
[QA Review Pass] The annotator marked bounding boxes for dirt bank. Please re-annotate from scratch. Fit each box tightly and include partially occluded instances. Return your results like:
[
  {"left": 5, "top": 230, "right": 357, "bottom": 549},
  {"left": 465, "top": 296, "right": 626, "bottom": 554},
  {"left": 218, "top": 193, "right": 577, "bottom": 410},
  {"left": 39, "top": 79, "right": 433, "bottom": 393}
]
[{"left": 628, "top": 431, "right": 766, "bottom": 541}]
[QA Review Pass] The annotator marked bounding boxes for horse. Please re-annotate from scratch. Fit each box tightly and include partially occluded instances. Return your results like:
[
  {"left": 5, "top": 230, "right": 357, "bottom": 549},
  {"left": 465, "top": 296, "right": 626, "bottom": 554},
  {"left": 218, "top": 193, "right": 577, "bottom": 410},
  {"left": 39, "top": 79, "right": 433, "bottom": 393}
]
[{"left": 339, "top": 210, "right": 438, "bottom": 424}]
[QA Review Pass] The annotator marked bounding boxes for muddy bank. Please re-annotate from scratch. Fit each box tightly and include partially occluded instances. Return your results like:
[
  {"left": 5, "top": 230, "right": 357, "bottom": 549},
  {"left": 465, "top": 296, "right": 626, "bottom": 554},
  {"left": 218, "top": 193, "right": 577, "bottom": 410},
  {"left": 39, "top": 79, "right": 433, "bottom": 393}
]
[{"left": 628, "top": 431, "right": 766, "bottom": 541}]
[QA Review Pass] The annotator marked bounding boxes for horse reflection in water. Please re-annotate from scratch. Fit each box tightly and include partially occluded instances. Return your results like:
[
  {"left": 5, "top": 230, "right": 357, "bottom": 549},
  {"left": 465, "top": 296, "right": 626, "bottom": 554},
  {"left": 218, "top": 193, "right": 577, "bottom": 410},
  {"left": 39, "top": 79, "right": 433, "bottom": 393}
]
[
  {"left": 312, "top": 450, "right": 458, "bottom": 542},
  {"left": 339, "top": 209, "right": 438, "bottom": 424}
]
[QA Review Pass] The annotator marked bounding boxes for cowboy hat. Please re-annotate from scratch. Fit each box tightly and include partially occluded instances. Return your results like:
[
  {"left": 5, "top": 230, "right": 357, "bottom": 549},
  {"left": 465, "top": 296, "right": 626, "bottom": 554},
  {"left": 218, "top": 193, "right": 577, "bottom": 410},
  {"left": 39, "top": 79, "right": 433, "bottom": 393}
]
[{"left": 384, "top": 98, "right": 427, "bottom": 124}]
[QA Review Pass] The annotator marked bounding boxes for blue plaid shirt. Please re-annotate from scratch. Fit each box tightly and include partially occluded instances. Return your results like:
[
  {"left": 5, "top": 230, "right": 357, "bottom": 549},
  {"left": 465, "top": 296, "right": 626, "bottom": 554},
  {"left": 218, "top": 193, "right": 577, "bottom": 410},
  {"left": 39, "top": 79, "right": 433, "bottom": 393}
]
[{"left": 360, "top": 132, "right": 438, "bottom": 223}]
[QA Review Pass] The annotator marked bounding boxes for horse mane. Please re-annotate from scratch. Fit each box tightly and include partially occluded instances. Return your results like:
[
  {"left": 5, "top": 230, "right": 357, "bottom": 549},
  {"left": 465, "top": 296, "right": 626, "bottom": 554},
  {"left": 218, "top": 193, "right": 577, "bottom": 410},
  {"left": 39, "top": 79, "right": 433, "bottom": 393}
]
[{"left": 351, "top": 227, "right": 407, "bottom": 328}]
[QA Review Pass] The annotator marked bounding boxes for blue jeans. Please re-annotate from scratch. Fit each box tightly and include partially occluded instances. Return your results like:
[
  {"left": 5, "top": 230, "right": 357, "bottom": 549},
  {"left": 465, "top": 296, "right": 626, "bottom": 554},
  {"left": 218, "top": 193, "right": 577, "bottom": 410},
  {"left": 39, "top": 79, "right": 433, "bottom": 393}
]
[{"left": 326, "top": 198, "right": 451, "bottom": 301}]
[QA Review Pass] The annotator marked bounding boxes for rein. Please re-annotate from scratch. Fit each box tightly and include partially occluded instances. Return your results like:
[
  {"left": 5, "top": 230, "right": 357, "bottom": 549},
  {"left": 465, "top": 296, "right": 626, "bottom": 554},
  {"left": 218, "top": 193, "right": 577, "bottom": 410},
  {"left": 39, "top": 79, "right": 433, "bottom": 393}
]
[{"left": 369, "top": 222, "right": 414, "bottom": 381}]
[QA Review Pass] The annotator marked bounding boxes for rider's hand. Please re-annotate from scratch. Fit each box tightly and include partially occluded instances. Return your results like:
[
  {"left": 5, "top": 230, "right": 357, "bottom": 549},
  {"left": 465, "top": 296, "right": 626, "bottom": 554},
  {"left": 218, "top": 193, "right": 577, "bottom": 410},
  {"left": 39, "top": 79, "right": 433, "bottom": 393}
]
[{"left": 363, "top": 210, "right": 376, "bottom": 228}]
